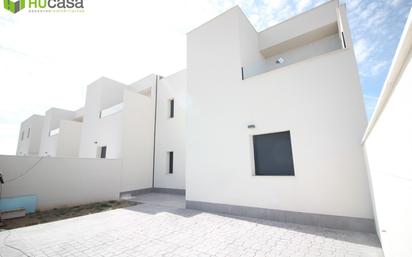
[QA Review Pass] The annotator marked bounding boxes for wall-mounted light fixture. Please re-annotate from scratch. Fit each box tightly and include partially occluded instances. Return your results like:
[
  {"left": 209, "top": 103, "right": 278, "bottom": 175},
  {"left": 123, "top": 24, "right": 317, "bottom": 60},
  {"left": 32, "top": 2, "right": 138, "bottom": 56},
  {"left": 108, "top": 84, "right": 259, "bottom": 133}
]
[{"left": 276, "top": 57, "right": 285, "bottom": 64}]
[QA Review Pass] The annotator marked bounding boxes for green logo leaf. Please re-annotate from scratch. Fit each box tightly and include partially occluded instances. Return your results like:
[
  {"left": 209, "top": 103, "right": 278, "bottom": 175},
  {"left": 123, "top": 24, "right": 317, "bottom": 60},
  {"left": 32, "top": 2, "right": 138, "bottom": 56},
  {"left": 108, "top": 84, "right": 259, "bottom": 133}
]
[{"left": 4, "top": 0, "right": 25, "bottom": 14}]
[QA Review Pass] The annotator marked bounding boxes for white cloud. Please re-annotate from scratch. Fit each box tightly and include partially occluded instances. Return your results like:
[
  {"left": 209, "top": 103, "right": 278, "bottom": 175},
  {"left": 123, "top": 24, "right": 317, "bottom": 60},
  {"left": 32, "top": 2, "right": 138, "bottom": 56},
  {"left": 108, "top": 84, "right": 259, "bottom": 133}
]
[
  {"left": 296, "top": 0, "right": 312, "bottom": 12},
  {"left": 388, "top": 0, "right": 404, "bottom": 7},
  {"left": 371, "top": 61, "right": 389, "bottom": 76},
  {"left": 347, "top": 0, "right": 362, "bottom": 9},
  {"left": 354, "top": 39, "right": 376, "bottom": 63},
  {"left": 263, "top": 0, "right": 289, "bottom": 10}
]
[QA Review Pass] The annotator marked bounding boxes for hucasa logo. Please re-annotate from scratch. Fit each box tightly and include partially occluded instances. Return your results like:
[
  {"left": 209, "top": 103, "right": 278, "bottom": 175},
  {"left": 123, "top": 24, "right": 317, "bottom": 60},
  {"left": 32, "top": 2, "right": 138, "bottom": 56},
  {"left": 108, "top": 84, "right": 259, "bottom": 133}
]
[
  {"left": 28, "top": 0, "right": 84, "bottom": 9},
  {"left": 4, "top": 0, "right": 25, "bottom": 14},
  {"left": 3, "top": 0, "right": 84, "bottom": 13}
]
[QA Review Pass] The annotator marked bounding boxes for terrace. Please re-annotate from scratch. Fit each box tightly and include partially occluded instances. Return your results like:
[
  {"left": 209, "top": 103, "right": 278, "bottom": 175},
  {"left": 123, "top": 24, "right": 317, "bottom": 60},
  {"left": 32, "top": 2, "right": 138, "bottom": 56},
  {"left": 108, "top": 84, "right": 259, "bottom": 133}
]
[{"left": 0, "top": 193, "right": 383, "bottom": 257}]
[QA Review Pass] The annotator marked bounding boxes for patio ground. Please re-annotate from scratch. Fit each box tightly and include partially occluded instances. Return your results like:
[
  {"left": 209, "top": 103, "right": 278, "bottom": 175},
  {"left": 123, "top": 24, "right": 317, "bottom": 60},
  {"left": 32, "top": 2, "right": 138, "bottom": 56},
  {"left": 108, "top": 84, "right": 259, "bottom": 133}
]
[{"left": 0, "top": 193, "right": 383, "bottom": 257}]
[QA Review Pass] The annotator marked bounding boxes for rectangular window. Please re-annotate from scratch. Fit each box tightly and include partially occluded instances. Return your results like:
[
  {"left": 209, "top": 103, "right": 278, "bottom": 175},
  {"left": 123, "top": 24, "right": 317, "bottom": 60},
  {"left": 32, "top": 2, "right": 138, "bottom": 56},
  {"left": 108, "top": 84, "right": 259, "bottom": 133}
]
[
  {"left": 20, "top": 131, "right": 24, "bottom": 141},
  {"left": 253, "top": 131, "right": 295, "bottom": 176},
  {"left": 100, "top": 103, "right": 124, "bottom": 118},
  {"left": 49, "top": 128, "right": 60, "bottom": 137},
  {"left": 168, "top": 151, "right": 174, "bottom": 174},
  {"left": 27, "top": 128, "right": 30, "bottom": 138},
  {"left": 100, "top": 146, "right": 107, "bottom": 159},
  {"left": 169, "top": 99, "right": 174, "bottom": 118}
]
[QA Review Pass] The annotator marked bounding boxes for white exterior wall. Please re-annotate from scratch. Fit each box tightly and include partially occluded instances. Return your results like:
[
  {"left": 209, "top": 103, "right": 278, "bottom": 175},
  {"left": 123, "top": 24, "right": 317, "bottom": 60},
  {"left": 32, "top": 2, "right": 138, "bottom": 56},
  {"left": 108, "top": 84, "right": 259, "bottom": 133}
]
[
  {"left": 186, "top": 6, "right": 372, "bottom": 219},
  {"left": 79, "top": 78, "right": 126, "bottom": 159},
  {"left": 16, "top": 115, "right": 44, "bottom": 156},
  {"left": 56, "top": 120, "right": 82, "bottom": 157},
  {"left": 154, "top": 70, "right": 186, "bottom": 190},
  {"left": 39, "top": 108, "right": 76, "bottom": 157},
  {"left": 121, "top": 89, "right": 154, "bottom": 192},
  {"left": 363, "top": 11, "right": 412, "bottom": 257},
  {"left": 0, "top": 155, "right": 121, "bottom": 210}
]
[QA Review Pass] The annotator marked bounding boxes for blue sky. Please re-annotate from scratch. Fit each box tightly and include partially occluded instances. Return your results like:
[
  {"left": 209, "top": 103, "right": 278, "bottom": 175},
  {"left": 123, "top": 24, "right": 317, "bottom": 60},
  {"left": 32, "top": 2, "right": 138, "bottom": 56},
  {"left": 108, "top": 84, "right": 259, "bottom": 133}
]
[{"left": 0, "top": 0, "right": 411, "bottom": 155}]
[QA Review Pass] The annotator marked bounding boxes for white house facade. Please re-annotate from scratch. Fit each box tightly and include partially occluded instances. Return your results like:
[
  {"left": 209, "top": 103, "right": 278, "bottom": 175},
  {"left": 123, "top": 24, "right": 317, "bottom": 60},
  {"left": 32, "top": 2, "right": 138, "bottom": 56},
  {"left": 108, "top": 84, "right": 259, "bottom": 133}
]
[{"left": 185, "top": 0, "right": 374, "bottom": 232}]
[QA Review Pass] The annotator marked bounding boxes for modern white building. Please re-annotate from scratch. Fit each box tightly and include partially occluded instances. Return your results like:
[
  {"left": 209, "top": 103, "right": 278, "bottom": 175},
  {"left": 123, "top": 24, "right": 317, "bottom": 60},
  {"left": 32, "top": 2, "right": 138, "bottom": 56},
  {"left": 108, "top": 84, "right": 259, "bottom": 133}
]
[
  {"left": 185, "top": 0, "right": 374, "bottom": 233},
  {"left": 16, "top": 71, "right": 187, "bottom": 193},
  {"left": 16, "top": 115, "right": 44, "bottom": 156},
  {"left": 15, "top": 0, "right": 377, "bottom": 233}
]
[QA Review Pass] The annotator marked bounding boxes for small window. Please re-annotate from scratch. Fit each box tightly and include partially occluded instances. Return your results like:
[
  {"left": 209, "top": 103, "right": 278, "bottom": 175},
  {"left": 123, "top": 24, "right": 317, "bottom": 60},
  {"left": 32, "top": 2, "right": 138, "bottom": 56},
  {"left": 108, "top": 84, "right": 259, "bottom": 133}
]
[
  {"left": 27, "top": 128, "right": 30, "bottom": 138},
  {"left": 20, "top": 131, "right": 24, "bottom": 141},
  {"left": 253, "top": 131, "right": 295, "bottom": 176},
  {"left": 168, "top": 151, "right": 174, "bottom": 174},
  {"left": 169, "top": 99, "right": 174, "bottom": 118},
  {"left": 98, "top": 146, "right": 107, "bottom": 159}
]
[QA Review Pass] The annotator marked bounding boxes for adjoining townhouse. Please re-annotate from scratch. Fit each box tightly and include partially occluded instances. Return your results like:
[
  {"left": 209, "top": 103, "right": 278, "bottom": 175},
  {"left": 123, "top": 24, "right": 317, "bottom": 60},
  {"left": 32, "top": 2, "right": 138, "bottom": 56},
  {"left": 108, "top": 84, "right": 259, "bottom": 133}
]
[
  {"left": 78, "top": 77, "right": 129, "bottom": 159},
  {"left": 39, "top": 107, "right": 83, "bottom": 157},
  {"left": 15, "top": 0, "right": 375, "bottom": 233},
  {"left": 185, "top": 0, "right": 374, "bottom": 233},
  {"left": 16, "top": 71, "right": 187, "bottom": 193},
  {"left": 16, "top": 115, "right": 44, "bottom": 156}
]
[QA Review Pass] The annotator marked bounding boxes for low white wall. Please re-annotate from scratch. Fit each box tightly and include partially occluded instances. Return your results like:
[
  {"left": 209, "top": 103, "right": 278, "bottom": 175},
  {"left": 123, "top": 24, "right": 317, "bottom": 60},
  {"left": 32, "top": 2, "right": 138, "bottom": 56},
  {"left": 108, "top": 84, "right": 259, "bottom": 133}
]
[
  {"left": 0, "top": 155, "right": 121, "bottom": 210},
  {"left": 363, "top": 25, "right": 412, "bottom": 256}
]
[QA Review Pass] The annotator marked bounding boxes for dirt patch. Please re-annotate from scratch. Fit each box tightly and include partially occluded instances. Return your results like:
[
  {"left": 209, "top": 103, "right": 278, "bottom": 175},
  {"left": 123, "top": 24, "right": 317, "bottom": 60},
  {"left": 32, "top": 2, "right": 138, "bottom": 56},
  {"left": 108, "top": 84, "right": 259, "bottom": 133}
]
[{"left": 0, "top": 200, "right": 139, "bottom": 230}]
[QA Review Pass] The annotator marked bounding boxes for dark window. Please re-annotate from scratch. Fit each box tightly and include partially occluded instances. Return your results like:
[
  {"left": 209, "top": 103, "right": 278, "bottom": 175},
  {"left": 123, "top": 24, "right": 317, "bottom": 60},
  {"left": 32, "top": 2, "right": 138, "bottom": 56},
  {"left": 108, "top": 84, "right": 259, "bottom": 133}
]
[
  {"left": 27, "top": 128, "right": 30, "bottom": 138},
  {"left": 100, "top": 146, "right": 107, "bottom": 159},
  {"left": 170, "top": 99, "right": 174, "bottom": 118},
  {"left": 168, "top": 151, "right": 174, "bottom": 174},
  {"left": 253, "top": 131, "right": 295, "bottom": 176}
]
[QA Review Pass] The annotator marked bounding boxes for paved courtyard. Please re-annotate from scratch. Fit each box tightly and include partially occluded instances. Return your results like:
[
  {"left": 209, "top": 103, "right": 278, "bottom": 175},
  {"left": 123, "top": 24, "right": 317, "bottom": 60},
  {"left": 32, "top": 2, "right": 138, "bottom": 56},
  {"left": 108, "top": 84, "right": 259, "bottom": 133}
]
[{"left": 0, "top": 193, "right": 383, "bottom": 257}]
